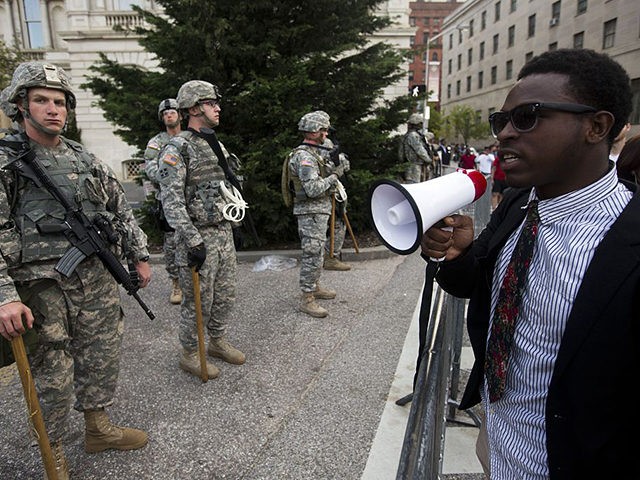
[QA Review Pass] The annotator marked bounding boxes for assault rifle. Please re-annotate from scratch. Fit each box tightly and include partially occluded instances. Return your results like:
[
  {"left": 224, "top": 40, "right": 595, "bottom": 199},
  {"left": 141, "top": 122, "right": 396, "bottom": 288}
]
[{"left": 2, "top": 139, "right": 155, "bottom": 320}]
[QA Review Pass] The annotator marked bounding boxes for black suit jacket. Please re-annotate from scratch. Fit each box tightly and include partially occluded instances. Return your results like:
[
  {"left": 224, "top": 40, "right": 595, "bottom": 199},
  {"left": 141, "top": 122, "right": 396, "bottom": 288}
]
[{"left": 434, "top": 185, "right": 640, "bottom": 479}]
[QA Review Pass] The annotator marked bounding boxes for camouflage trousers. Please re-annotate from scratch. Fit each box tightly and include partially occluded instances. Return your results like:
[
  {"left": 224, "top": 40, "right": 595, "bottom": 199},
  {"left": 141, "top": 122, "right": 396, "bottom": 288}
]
[
  {"left": 404, "top": 163, "right": 433, "bottom": 183},
  {"left": 16, "top": 257, "right": 123, "bottom": 442},
  {"left": 178, "top": 225, "right": 237, "bottom": 351},
  {"left": 325, "top": 213, "right": 346, "bottom": 257},
  {"left": 297, "top": 213, "right": 329, "bottom": 293},
  {"left": 163, "top": 230, "right": 179, "bottom": 280}
]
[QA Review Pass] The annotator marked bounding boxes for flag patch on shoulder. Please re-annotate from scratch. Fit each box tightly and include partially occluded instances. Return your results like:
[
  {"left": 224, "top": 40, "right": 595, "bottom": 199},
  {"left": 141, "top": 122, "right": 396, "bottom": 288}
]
[
  {"left": 162, "top": 154, "right": 179, "bottom": 166},
  {"left": 300, "top": 159, "right": 315, "bottom": 167}
]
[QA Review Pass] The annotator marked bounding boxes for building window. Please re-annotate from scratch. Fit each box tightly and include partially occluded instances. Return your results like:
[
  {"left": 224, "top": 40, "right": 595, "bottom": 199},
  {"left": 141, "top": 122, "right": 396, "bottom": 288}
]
[
  {"left": 457, "top": 53, "right": 462, "bottom": 71},
  {"left": 469, "top": 19, "right": 474, "bottom": 37},
  {"left": 410, "top": 36, "right": 415, "bottom": 47},
  {"left": 495, "top": 1, "right": 501, "bottom": 22},
  {"left": 432, "top": 51, "right": 438, "bottom": 61},
  {"left": 603, "top": 18, "right": 616, "bottom": 49},
  {"left": 510, "top": 0, "right": 517, "bottom": 13},
  {"left": 481, "top": 11, "right": 487, "bottom": 30},
  {"left": 447, "top": 84, "right": 451, "bottom": 99},
  {"left": 525, "top": 51, "right": 534, "bottom": 63},
  {"left": 505, "top": 60, "right": 513, "bottom": 80},
  {"left": 577, "top": 0, "right": 587, "bottom": 15},
  {"left": 424, "top": 17, "right": 431, "bottom": 26},
  {"left": 573, "top": 32, "right": 584, "bottom": 49},
  {"left": 491, "top": 66, "right": 497, "bottom": 85},
  {"left": 468, "top": 48, "right": 473, "bottom": 66},
  {"left": 434, "top": 17, "right": 440, "bottom": 26},
  {"left": 480, "top": 41, "right": 485, "bottom": 60},
  {"left": 23, "top": 0, "right": 45, "bottom": 49},
  {"left": 449, "top": 33, "right": 454, "bottom": 49},
  {"left": 118, "top": 0, "right": 144, "bottom": 9},
  {"left": 478, "top": 71, "right": 484, "bottom": 89},
  {"left": 492, "top": 34, "right": 499, "bottom": 54},
  {"left": 630, "top": 78, "right": 640, "bottom": 124},
  {"left": 548, "top": 42, "right": 558, "bottom": 51},
  {"left": 448, "top": 58, "right": 453, "bottom": 74},
  {"left": 550, "top": 1, "right": 561, "bottom": 25},
  {"left": 409, "top": 17, "right": 416, "bottom": 27},
  {"left": 456, "top": 80, "right": 461, "bottom": 96},
  {"left": 528, "top": 14, "right": 536, "bottom": 38},
  {"left": 408, "top": 70, "right": 414, "bottom": 82},
  {"left": 466, "top": 76, "right": 472, "bottom": 92},
  {"left": 508, "top": 25, "right": 515, "bottom": 47}
]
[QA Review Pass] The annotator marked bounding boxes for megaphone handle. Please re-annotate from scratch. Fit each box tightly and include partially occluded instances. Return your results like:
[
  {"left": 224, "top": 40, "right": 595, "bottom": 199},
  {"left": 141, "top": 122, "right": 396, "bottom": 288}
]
[{"left": 429, "top": 226, "right": 453, "bottom": 262}]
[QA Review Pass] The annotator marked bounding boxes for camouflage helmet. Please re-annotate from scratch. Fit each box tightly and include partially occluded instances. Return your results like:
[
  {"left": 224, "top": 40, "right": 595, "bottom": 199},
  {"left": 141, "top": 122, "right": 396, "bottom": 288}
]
[
  {"left": 298, "top": 111, "right": 330, "bottom": 133},
  {"left": 407, "top": 113, "right": 424, "bottom": 125},
  {"left": 6, "top": 61, "right": 76, "bottom": 109},
  {"left": 157, "top": 98, "right": 179, "bottom": 121},
  {"left": 0, "top": 86, "right": 20, "bottom": 121},
  {"left": 176, "top": 80, "right": 221, "bottom": 110}
]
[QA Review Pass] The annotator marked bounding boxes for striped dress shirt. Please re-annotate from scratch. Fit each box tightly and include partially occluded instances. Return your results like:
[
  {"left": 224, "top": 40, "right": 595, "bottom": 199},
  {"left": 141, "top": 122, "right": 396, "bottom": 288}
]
[{"left": 483, "top": 166, "right": 633, "bottom": 479}]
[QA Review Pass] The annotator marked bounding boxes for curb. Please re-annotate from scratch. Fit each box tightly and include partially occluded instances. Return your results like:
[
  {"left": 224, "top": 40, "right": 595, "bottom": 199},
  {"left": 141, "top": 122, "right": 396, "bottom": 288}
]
[{"left": 148, "top": 245, "right": 394, "bottom": 265}]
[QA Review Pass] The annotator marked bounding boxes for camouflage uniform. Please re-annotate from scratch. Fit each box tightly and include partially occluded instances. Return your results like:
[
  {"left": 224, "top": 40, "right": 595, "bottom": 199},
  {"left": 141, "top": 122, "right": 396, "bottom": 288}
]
[
  {"left": 145, "top": 129, "right": 179, "bottom": 281},
  {"left": 320, "top": 138, "right": 348, "bottom": 258},
  {"left": 399, "top": 114, "right": 434, "bottom": 183},
  {"left": 0, "top": 135, "right": 149, "bottom": 441},
  {"left": 157, "top": 130, "right": 237, "bottom": 349},
  {"left": 287, "top": 113, "right": 339, "bottom": 293}
]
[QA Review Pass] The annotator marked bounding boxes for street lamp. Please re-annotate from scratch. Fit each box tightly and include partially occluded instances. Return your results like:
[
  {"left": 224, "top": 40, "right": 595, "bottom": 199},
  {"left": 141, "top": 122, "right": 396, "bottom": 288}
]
[{"left": 422, "top": 24, "right": 469, "bottom": 136}]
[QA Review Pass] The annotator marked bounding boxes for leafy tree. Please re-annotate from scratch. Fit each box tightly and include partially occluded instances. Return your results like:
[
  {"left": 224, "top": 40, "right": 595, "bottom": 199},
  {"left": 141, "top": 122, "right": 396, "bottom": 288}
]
[
  {"left": 0, "top": 40, "right": 24, "bottom": 89},
  {"left": 441, "top": 104, "right": 491, "bottom": 146},
  {"left": 82, "top": 0, "right": 415, "bottom": 247}
]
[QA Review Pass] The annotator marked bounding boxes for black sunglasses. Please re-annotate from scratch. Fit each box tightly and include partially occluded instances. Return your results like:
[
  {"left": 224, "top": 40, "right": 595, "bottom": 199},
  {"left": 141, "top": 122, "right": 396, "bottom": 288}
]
[{"left": 489, "top": 102, "right": 597, "bottom": 138}]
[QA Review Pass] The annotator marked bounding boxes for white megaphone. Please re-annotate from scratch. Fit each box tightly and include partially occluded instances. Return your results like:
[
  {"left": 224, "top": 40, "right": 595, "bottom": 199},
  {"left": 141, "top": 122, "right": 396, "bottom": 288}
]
[{"left": 369, "top": 169, "right": 487, "bottom": 255}]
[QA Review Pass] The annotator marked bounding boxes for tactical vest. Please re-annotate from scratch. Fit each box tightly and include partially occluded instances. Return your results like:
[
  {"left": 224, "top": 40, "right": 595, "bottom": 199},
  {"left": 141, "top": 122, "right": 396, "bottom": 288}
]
[
  {"left": 171, "top": 131, "right": 228, "bottom": 226},
  {"left": 4, "top": 133, "right": 112, "bottom": 264},
  {"left": 287, "top": 144, "right": 328, "bottom": 201}
]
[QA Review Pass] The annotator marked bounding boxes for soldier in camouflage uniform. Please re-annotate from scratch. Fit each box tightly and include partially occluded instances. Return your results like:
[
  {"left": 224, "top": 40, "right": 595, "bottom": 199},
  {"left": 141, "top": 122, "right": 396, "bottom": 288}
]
[
  {"left": 144, "top": 98, "right": 182, "bottom": 305},
  {"left": 312, "top": 112, "right": 351, "bottom": 272},
  {"left": 399, "top": 113, "right": 435, "bottom": 183},
  {"left": 0, "top": 62, "right": 151, "bottom": 480},
  {"left": 156, "top": 80, "right": 245, "bottom": 380},
  {"left": 285, "top": 112, "right": 345, "bottom": 318}
]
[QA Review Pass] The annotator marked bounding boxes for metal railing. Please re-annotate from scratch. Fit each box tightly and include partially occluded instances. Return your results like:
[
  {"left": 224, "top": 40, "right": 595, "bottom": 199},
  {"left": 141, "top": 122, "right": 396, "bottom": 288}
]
[{"left": 396, "top": 180, "right": 491, "bottom": 479}]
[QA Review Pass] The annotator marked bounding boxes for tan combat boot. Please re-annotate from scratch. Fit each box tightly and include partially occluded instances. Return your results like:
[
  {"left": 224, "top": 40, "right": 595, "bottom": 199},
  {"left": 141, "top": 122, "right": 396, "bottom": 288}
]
[
  {"left": 299, "top": 292, "right": 328, "bottom": 318},
  {"left": 170, "top": 278, "right": 182, "bottom": 305},
  {"left": 179, "top": 349, "right": 220, "bottom": 379},
  {"left": 44, "top": 440, "right": 69, "bottom": 480},
  {"left": 208, "top": 337, "right": 246, "bottom": 365},
  {"left": 324, "top": 255, "right": 351, "bottom": 271},
  {"left": 84, "top": 408, "right": 148, "bottom": 453},
  {"left": 313, "top": 283, "right": 336, "bottom": 300}
]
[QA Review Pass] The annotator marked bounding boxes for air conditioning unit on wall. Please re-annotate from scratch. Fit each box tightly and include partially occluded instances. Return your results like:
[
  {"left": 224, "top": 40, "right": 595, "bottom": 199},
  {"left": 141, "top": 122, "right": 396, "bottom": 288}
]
[{"left": 549, "top": 17, "right": 559, "bottom": 26}]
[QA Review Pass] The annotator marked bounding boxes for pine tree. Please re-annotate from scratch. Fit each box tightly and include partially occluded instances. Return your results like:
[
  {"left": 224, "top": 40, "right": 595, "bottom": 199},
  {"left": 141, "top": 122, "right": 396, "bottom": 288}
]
[{"left": 82, "top": 0, "right": 414, "bottom": 245}]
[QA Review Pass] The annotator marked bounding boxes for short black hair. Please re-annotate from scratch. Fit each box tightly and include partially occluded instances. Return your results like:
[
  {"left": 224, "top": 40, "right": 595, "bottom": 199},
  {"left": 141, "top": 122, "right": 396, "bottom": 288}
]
[{"left": 518, "top": 49, "right": 632, "bottom": 145}]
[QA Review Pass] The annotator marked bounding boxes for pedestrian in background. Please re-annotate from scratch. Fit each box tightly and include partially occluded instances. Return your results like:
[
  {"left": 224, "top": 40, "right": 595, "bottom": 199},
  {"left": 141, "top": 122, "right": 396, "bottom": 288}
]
[
  {"left": 157, "top": 80, "right": 246, "bottom": 381},
  {"left": 144, "top": 98, "right": 183, "bottom": 305},
  {"left": 616, "top": 133, "right": 640, "bottom": 184},
  {"left": 421, "top": 48, "right": 638, "bottom": 479},
  {"left": 458, "top": 147, "right": 477, "bottom": 170},
  {"left": 490, "top": 149, "right": 507, "bottom": 210},
  {"left": 284, "top": 111, "right": 344, "bottom": 318},
  {"left": 0, "top": 62, "right": 152, "bottom": 479}
]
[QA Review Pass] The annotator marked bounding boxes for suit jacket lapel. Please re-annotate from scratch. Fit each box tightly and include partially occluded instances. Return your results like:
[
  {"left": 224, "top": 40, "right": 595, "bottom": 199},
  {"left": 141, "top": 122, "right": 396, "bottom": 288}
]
[{"left": 553, "top": 191, "right": 640, "bottom": 378}]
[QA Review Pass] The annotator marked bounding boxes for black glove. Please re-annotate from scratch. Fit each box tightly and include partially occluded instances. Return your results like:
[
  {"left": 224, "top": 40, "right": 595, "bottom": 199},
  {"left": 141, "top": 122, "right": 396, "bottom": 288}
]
[{"left": 187, "top": 243, "right": 206, "bottom": 271}]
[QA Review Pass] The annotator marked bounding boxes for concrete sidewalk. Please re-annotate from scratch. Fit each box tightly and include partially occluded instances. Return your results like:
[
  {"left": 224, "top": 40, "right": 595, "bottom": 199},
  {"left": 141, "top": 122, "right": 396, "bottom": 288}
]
[{"left": 0, "top": 243, "right": 483, "bottom": 479}]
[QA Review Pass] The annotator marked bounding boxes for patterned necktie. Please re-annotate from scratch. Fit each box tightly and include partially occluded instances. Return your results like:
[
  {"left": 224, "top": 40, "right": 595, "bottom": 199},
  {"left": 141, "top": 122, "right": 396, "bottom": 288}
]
[{"left": 485, "top": 200, "right": 540, "bottom": 403}]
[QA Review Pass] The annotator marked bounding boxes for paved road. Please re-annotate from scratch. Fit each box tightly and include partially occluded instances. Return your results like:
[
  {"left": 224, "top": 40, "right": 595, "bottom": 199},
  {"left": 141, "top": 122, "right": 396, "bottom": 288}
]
[{"left": 1, "top": 248, "right": 450, "bottom": 479}]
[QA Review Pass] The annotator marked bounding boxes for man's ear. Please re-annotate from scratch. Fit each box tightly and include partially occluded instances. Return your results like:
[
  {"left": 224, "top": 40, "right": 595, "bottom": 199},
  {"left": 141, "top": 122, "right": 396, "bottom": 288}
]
[{"left": 586, "top": 111, "right": 614, "bottom": 144}]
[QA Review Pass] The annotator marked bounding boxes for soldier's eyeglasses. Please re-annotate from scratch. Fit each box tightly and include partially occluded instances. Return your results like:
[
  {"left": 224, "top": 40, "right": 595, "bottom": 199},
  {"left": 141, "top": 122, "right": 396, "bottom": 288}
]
[
  {"left": 199, "top": 99, "right": 220, "bottom": 108},
  {"left": 489, "top": 102, "right": 597, "bottom": 138}
]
